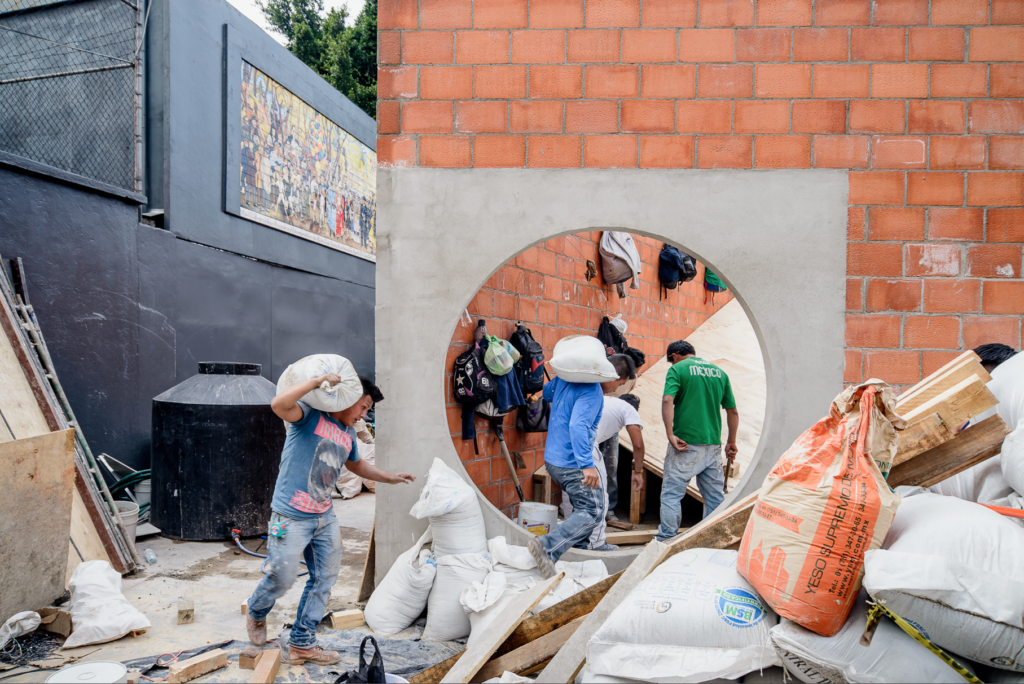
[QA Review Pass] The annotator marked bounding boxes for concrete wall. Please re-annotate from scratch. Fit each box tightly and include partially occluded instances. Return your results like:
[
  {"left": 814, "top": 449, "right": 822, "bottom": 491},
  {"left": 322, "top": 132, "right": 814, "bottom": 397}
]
[{"left": 375, "top": 167, "right": 847, "bottom": 575}]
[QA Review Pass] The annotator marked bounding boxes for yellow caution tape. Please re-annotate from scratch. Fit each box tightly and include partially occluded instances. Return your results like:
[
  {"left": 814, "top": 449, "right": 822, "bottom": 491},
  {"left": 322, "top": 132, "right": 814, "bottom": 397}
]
[{"left": 864, "top": 603, "right": 982, "bottom": 684}]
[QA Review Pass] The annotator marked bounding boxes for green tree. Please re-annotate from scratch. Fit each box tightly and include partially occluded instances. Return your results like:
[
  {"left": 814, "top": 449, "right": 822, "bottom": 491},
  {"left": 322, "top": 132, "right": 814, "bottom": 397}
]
[{"left": 259, "top": 0, "right": 377, "bottom": 119}]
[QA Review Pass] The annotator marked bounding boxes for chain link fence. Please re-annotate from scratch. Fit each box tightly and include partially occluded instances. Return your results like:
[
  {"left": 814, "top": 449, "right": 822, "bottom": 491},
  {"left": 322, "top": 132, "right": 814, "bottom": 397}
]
[{"left": 0, "top": 0, "right": 140, "bottom": 191}]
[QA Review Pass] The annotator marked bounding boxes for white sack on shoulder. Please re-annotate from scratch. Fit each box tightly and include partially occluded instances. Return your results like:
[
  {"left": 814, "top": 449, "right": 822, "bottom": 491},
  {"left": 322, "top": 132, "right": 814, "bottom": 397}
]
[
  {"left": 863, "top": 492, "right": 1024, "bottom": 672},
  {"left": 365, "top": 529, "right": 436, "bottom": 636},
  {"left": 423, "top": 552, "right": 492, "bottom": 642},
  {"left": 63, "top": 560, "right": 150, "bottom": 648},
  {"left": 410, "top": 458, "right": 488, "bottom": 557},
  {"left": 276, "top": 354, "right": 362, "bottom": 413},
  {"left": 549, "top": 335, "right": 619, "bottom": 384}
]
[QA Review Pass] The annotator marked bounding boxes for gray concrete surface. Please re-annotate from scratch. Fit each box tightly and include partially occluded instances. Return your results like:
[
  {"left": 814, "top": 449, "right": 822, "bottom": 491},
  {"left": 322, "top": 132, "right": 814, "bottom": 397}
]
[{"left": 374, "top": 168, "right": 848, "bottom": 577}]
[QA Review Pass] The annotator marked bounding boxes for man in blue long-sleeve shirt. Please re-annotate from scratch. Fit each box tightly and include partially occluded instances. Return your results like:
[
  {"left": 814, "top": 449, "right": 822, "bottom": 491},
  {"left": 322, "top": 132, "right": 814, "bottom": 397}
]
[{"left": 528, "top": 354, "right": 636, "bottom": 576}]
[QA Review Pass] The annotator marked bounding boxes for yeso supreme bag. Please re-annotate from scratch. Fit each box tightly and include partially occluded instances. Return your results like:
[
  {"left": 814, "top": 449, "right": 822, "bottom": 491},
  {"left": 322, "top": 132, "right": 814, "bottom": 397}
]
[
  {"left": 737, "top": 381, "right": 905, "bottom": 637},
  {"left": 863, "top": 491, "right": 1024, "bottom": 674},
  {"left": 364, "top": 529, "right": 436, "bottom": 636},
  {"left": 587, "top": 548, "right": 780, "bottom": 683},
  {"left": 409, "top": 458, "right": 488, "bottom": 557},
  {"left": 276, "top": 354, "right": 362, "bottom": 413},
  {"left": 549, "top": 335, "right": 618, "bottom": 384}
]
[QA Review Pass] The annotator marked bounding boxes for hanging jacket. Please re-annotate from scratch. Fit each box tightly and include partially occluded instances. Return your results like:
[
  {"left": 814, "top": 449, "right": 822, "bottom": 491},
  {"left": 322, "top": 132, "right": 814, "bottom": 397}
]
[{"left": 599, "top": 232, "right": 642, "bottom": 290}]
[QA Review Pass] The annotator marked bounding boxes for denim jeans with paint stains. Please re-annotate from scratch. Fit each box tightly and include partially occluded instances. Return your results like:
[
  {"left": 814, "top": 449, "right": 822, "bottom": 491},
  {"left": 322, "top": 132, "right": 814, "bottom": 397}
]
[
  {"left": 247, "top": 510, "right": 342, "bottom": 648},
  {"left": 655, "top": 443, "right": 726, "bottom": 542},
  {"left": 540, "top": 462, "right": 605, "bottom": 562}
]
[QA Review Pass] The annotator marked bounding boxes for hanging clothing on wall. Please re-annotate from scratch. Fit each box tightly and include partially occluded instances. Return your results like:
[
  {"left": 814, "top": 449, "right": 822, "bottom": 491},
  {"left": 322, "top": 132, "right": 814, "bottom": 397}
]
[{"left": 599, "top": 232, "right": 642, "bottom": 296}]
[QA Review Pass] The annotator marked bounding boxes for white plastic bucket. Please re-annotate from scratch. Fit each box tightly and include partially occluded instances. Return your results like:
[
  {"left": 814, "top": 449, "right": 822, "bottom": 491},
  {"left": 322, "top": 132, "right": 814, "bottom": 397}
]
[
  {"left": 116, "top": 501, "right": 139, "bottom": 545},
  {"left": 134, "top": 479, "right": 151, "bottom": 506},
  {"left": 517, "top": 502, "right": 558, "bottom": 535},
  {"left": 47, "top": 661, "right": 127, "bottom": 683}
]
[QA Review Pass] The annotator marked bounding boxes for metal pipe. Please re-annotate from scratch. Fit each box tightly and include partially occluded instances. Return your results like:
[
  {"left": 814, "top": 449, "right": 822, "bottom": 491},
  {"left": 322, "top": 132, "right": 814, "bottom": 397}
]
[{"left": 0, "top": 63, "right": 133, "bottom": 86}]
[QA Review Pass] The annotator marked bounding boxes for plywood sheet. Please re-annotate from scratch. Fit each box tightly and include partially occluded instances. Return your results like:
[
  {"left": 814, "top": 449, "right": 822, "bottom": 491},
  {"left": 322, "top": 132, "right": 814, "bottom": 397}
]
[{"left": 0, "top": 321, "right": 51, "bottom": 440}]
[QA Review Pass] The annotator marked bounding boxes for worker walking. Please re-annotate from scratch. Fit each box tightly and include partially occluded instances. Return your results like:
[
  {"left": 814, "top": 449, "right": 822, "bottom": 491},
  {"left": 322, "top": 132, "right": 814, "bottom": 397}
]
[
  {"left": 246, "top": 372, "right": 415, "bottom": 665},
  {"left": 655, "top": 341, "right": 738, "bottom": 542}
]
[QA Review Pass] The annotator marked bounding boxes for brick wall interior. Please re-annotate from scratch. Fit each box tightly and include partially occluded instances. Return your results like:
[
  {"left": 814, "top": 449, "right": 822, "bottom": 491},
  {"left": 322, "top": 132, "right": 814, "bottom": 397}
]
[
  {"left": 445, "top": 232, "right": 732, "bottom": 516},
  {"left": 381, "top": 0, "right": 1024, "bottom": 514}
]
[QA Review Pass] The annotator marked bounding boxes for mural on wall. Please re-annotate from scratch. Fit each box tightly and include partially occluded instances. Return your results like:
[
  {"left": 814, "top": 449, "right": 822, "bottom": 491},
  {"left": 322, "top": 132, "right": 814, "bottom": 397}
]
[{"left": 239, "top": 61, "right": 376, "bottom": 261}]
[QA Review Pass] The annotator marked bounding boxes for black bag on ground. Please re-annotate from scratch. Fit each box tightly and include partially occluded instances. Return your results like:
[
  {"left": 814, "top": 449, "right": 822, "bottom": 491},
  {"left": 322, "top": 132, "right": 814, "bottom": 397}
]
[
  {"left": 453, "top": 341, "right": 497, "bottom": 445},
  {"left": 517, "top": 395, "right": 550, "bottom": 433},
  {"left": 508, "top": 323, "right": 547, "bottom": 394},
  {"left": 658, "top": 244, "right": 698, "bottom": 298},
  {"left": 332, "top": 636, "right": 386, "bottom": 683}
]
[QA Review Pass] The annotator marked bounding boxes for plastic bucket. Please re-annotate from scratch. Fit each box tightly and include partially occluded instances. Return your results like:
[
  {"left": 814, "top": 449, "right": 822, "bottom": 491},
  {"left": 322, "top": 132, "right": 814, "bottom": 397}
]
[
  {"left": 47, "top": 661, "right": 127, "bottom": 683},
  {"left": 116, "top": 501, "right": 139, "bottom": 545},
  {"left": 134, "top": 479, "right": 151, "bottom": 506},
  {"left": 516, "top": 502, "right": 558, "bottom": 536}
]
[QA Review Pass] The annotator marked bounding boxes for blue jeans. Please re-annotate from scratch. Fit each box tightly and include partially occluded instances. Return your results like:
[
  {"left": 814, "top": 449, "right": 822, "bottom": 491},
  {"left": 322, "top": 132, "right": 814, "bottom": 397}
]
[
  {"left": 247, "top": 511, "right": 342, "bottom": 648},
  {"left": 655, "top": 444, "right": 725, "bottom": 542},
  {"left": 541, "top": 463, "right": 605, "bottom": 561}
]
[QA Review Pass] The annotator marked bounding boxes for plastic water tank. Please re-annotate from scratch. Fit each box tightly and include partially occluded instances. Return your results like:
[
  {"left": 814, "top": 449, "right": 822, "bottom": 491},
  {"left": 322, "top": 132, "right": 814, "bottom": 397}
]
[{"left": 151, "top": 362, "right": 285, "bottom": 540}]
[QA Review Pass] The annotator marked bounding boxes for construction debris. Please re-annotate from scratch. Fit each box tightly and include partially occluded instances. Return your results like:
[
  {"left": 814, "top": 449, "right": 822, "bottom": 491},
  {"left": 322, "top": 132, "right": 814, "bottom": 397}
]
[
  {"left": 330, "top": 608, "right": 365, "bottom": 630},
  {"left": 247, "top": 648, "right": 280, "bottom": 684},
  {"left": 176, "top": 600, "right": 194, "bottom": 625},
  {"left": 166, "top": 648, "right": 228, "bottom": 683}
]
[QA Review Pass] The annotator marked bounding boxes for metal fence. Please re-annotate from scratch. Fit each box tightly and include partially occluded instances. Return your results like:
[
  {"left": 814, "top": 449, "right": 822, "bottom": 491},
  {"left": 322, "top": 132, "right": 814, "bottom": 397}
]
[{"left": 0, "top": 0, "right": 141, "bottom": 192}]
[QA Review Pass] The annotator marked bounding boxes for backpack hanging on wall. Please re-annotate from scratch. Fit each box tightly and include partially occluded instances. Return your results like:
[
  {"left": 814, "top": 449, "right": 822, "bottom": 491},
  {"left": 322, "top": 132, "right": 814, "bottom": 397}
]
[
  {"left": 453, "top": 340, "right": 497, "bottom": 450},
  {"left": 658, "top": 244, "right": 698, "bottom": 299},
  {"left": 597, "top": 316, "right": 629, "bottom": 355},
  {"left": 508, "top": 323, "right": 548, "bottom": 395},
  {"left": 703, "top": 268, "right": 728, "bottom": 305}
]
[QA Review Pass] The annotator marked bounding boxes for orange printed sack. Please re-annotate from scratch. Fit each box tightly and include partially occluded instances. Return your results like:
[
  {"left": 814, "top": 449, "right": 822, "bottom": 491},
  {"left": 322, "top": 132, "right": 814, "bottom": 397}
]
[{"left": 737, "top": 381, "right": 906, "bottom": 636}]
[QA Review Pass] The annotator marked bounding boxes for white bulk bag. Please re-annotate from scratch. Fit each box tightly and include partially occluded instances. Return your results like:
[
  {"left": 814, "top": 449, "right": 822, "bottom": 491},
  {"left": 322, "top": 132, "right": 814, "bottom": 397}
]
[
  {"left": 588, "top": 548, "right": 779, "bottom": 683},
  {"left": 535, "top": 559, "right": 609, "bottom": 614},
  {"left": 488, "top": 537, "right": 543, "bottom": 585},
  {"left": 63, "top": 560, "right": 151, "bottom": 648},
  {"left": 423, "top": 552, "right": 492, "bottom": 641},
  {"left": 771, "top": 591, "right": 973, "bottom": 683},
  {"left": 276, "top": 354, "right": 362, "bottom": 413},
  {"left": 549, "top": 335, "right": 619, "bottom": 384},
  {"left": 410, "top": 458, "right": 488, "bottom": 557},
  {"left": 463, "top": 571, "right": 539, "bottom": 647},
  {"left": 863, "top": 492, "right": 1024, "bottom": 672},
  {"left": 364, "top": 529, "right": 436, "bottom": 636}
]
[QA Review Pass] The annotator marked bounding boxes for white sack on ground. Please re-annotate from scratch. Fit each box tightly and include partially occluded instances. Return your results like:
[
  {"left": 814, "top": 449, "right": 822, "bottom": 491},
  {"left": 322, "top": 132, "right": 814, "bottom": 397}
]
[
  {"left": 365, "top": 529, "right": 436, "bottom": 636},
  {"left": 535, "top": 559, "right": 609, "bottom": 614},
  {"left": 549, "top": 335, "right": 619, "bottom": 384},
  {"left": 771, "top": 590, "right": 973, "bottom": 683},
  {"left": 63, "top": 560, "right": 150, "bottom": 648},
  {"left": 335, "top": 441, "right": 377, "bottom": 499},
  {"left": 587, "top": 548, "right": 779, "bottom": 683},
  {"left": 488, "top": 537, "right": 543, "bottom": 584},
  {"left": 482, "top": 672, "right": 536, "bottom": 684},
  {"left": 0, "top": 612, "right": 40, "bottom": 649},
  {"left": 463, "top": 571, "right": 538, "bottom": 647},
  {"left": 410, "top": 458, "right": 488, "bottom": 557},
  {"left": 863, "top": 492, "right": 1024, "bottom": 672},
  {"left": 276, "top": 354, "right": 362, "bottom": 413},
  {"left": 423, "top": 552, "right": 492, "bottom": 641}
]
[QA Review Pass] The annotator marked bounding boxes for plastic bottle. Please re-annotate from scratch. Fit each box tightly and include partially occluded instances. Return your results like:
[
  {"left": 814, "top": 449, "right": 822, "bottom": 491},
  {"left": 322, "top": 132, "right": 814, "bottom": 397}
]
[{"left": 144, "top": 549, "right": 156, "bottom": 564}]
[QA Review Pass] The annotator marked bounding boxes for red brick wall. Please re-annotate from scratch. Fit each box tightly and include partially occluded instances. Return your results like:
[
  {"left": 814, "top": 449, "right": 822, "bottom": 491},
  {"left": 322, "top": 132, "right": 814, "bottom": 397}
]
[{"left": 445, "top": 232, "right": 732, "bottom": 516}]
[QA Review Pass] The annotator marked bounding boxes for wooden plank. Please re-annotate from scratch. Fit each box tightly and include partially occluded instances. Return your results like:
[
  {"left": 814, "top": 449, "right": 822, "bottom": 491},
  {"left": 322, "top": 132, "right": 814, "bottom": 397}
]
[
  {"left": 67, "top": 487, "right": 111, "bottom": 583},
  {"left": 892, "top": 413, "right": 953, "bottom": 466},
  {"left": 901, "top": 374, "right": 997, "bottom": 431},
  {"left": 239, "top": 647, "right": 261, "bottom": 670},
  {"left": 606, "top": 519, "right": 633, "bottom": 531},
  {"left": 895, "top": 351, "right": 982, "bottom": 412},
  {"left": 629, "top": 466, "right": 643, "bottom": 525},
  {"left": 532, "top": 466, "right": 552, "bottom": 505},
  {"left": 177, "top": 600, "right": 194, "bottom": 625},
  {"left": 167, "top": 649, "right": 228, "bottom": 683},
  {"left": 471, "top": 615, "right": 586, "bottom": 683},
  {"left": 249, "top": 649, "right": 281, "bottom": 684},
  {"left": 357, "top": 520, "right": 375, "bottom": 603},
  {"left": 330, "top": 608, "right": 365, "bottom": 630},
  {"left": 605, "top": 530, "right": 655, "bottom": 545},
  {"left": 889, "top": 415, "right": 1009, "bottom": 488},
  {"left": 441, "top": 574, "right": 564, "bottom": 683}
]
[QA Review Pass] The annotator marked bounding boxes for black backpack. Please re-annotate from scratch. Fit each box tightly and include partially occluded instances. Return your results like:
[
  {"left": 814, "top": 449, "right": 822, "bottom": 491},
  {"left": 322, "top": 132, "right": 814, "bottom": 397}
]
[
  {"left": 453, "top": 342, "right": 497, "bottom": 444},
  {"left": 509, "top": 324, "right": 547, "bottom": 395},
  {"left": 624, "top": 346, "right": 646, "bottom": 370},
  {"left": 658, "top": 245, "right": 698, "bottom": 299},
  {"left": 597, "top": 316, "right": 629, "bottom": 355}
]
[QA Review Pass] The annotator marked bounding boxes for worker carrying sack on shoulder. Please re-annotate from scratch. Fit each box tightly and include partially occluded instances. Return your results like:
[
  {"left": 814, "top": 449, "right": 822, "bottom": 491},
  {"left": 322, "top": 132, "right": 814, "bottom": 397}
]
[
  {"left": 863, "top": 490, "right": 1024, "bottom": 674},
  {"left": 587, "top": 548, "right": 780, "bottom": 683},
  {"left": 549, "top": 335, "right": 618, "bottom": 384},
  {"left": 409, "top": 458, "right": 488, "bottom": 557},
  {"left": 364, "top": 529, "right": 436, "bottom": 636},
  {"left": 276, "top": 354, "right": 362, "bottom": 412},
  {"left": 737, "top": 380, "right": 905, "bottom": 637}
]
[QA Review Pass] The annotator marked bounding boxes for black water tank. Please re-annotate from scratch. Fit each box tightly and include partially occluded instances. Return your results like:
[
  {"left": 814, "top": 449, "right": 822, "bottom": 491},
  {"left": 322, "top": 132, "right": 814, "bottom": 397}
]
[{"left": 151, "top": 362, "right": 285, "bottom": 540}]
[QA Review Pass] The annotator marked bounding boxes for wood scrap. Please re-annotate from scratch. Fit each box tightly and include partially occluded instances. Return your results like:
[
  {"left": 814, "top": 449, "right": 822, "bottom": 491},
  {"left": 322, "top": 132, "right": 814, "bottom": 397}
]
[
  {"left": 895, "top": 351, "right": 987, "bottom": 413},
  {"left": 606, "top": 519, "right": 633, "bottom": 531},
  {"left": 900, "top": 374, "right": 996, "bottom": 432},
  {"left": 605, "top": 529, "right": 654, "bottom": 545},
  {"left": 441, "top": 573, "right": 564, "bottom": 683},
  {"left": 329, "top": 608, "right": 364, "bottom": 630},
  {"left": 239, "top": 647, "right": 261, "bottom": 670},
  {"left": 249, "top": 648, "right": 281, "bottom": 684},
  {"left": 358, "top": 520, "right": 376, "bottom": 602},
  {"left": 241, "top": 601, "right": 248, "bottom": 615},
  {"left": 177, "top": 600, "right": 194, "bottom": 625},
  {"left": 167, "top": 648, "right": 227, "bottom": 683},
  {"left": 127, "top": 672, "right": 141, "bottom": 684},
  {"left": 532, "top": 466, "right": 552, "bottom": 505},
  {"left": 472, "top": 615, "right": 586, "bottom": 683},
  {"left": 889, "top": 415, "right": 1009, "bottom": 488},
  {"left": 892, "top": 413, "right": 952, "bottom": 464}
]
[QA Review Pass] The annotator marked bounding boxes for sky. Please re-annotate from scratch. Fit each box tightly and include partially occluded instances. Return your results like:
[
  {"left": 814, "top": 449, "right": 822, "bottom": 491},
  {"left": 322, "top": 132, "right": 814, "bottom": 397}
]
[{"left": 225, "top": 0, "right": 367, "bottom": 45}]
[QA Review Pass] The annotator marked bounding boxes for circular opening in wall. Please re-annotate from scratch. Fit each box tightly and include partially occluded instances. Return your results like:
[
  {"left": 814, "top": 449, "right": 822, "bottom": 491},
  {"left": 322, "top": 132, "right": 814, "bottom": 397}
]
[{"left": 443, "top": 230, "right": 766, "bottom": 539}]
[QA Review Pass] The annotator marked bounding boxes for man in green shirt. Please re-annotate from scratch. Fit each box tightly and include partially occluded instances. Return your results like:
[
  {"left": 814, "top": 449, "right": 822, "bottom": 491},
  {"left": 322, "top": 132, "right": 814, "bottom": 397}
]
[{"left": 655, "top": 341, "right": 739, "bottom": 541}]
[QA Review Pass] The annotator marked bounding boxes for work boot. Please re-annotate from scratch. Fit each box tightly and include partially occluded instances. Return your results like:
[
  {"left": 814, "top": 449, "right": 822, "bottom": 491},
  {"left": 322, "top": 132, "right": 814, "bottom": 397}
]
[
  {"left": 246, "top": 613, "right": 267, "bottom": 646},
  {"left": 288, "top": 644, "right": 341, "bottom": 666},
  {"left": 526, "top": 536, "right": 558, "bottom": 580},
  {"left": 606, "top": 512, "right": 619, "bottom": 523}
]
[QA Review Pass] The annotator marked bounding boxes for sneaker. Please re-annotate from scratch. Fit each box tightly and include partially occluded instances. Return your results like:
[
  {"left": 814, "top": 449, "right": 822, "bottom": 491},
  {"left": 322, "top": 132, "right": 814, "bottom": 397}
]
[
  {"left": 591, "top": 543, "right": 620, "bottom": 551},
  {"left": 288, "top": 644, "right": 341, "bottom": 666},
  {"left": 526, "top": 536, "right": 558, "bottom": 580},
  {"left": 245, "top": 613, "right": 266, "bottom": 646},
  {"left": 606, "top": 512, "right": 620, "bottom": 523}
]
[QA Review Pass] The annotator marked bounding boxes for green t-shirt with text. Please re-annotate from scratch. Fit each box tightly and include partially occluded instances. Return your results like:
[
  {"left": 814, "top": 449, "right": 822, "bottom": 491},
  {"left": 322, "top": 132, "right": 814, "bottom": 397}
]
[{"left": 663, "top": 357, "right": 736, "bottom": 445}]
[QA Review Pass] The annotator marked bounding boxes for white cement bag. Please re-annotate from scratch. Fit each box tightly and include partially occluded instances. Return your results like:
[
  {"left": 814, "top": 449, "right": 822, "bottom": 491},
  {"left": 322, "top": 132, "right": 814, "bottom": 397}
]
[
  {"left": 63, "top": 560, "right": 150, "bottom": 648},
  {"left": 0, "top": 612, "right": 40, "bottom": 649},
  {"left": 424, "top": 552, "right": 492, "bottom": 641},
  {"left": 588, "top": 548, "right": 779, "bottom": 683},
  {"left": 863, "top": 492, "right": 1024, "bottom": 673},
  {"left": 464, "top": 571, "right": 538, "bottom": 647},
  {"left": 549, "top": 335, "right": 619, "bottom": 384},
  {"left": 535, "top": 559, "right": 609, "bottom": 614},
  {"left": 771, "top": 591, "right": 972, "bottom": 683},
  {"left": 365, "top": 529, "right": 436, "bottom": 636},
  {"left": 488, "top": 537, "right": 543, "bottom": 585},
  {"left": 482, "top": 672, "right": 535, "bottom": 684},
  {"left": 410, "top": 458, "right": 488, "bottom": 557},
  {"left": 277, "top": 354, "right": 362, "bottom": 413}
]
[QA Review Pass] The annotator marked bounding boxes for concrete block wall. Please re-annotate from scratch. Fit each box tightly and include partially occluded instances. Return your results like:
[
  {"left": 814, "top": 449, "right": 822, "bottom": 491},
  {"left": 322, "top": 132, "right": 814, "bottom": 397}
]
[
  {"left": 446, "top": 231, "right": 732, "bottom": 516},
  {"left": 378, "top": 0, "right": 1024, "bottom": 397}
]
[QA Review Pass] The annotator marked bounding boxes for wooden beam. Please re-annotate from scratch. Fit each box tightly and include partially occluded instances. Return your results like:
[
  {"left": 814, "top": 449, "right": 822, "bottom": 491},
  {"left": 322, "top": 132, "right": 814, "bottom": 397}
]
[
  {"left": 239, "top": 648, "right": 261, "bottom": 670},
  {"left": 471, "top": 615, "right": 586, "bottom": 683},
  {"left": 441, "top": 574, "right": 564, "bottom": 683},
  {"left": 895, "top": 352, "right": 985, "bottom": 413},
  {"left": 357, "top": 520, "right": 375, "bottom": 602},
  {"left": 167, "top": 649, "right": 228, "bottom": 683},
  {"left": 532, "top": 466, "right": 552, "bottom": 505},
  {"left": 605, "top": 530, "right": 655, "bottom": 546},
  {"left": 889, "top": 415, "right": 1009, "bottom": 488},
  {"left": 330, "top": 609, "right": 365, "bottom": 630},
  {"left": 606, "top": 519, "right": 633, "bottom": 531},
  {"left": 249, "top": 649, "right": 281, "bottom": 684},
  {"left": 177, "top": 601, "right": 194, "bottom": 625},
  {"left": 901, "top": 374, "right": 997, "bottom": 433},
  {"left": 893, "top": 413, "right": 953, "bottom": 466},
  {"left": 629, "top": 468, "right": 642, "bottom": 525}
]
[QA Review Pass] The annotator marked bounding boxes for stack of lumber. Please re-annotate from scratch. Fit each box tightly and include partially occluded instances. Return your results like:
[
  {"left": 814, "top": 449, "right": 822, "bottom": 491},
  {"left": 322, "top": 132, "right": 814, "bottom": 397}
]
[{"left": 408, "top": 350, "right": 1008, "bottom": 683}]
